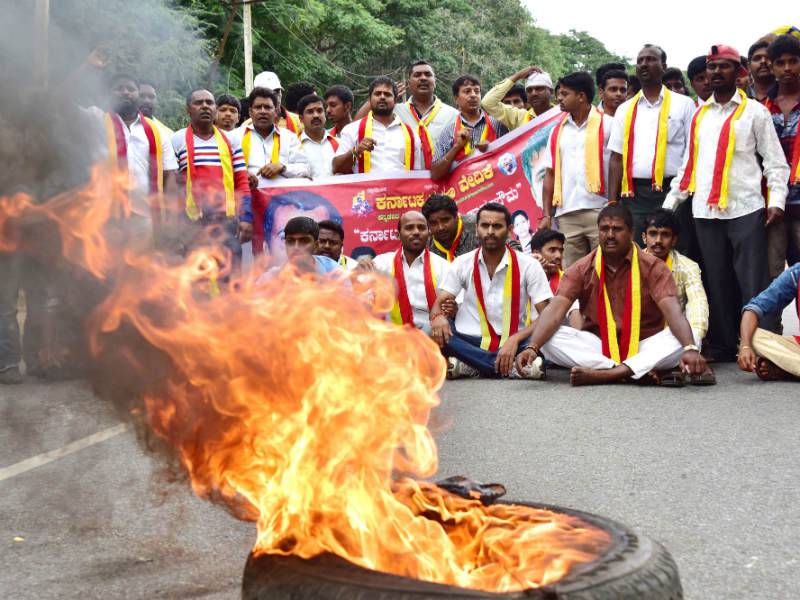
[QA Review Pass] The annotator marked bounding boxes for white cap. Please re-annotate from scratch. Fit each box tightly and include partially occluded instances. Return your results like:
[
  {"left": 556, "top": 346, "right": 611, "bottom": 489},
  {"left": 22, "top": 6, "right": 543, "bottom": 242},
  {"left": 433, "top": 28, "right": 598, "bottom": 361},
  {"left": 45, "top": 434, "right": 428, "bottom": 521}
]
[
  {"left": 525, "top": 72, "right": 553, "bottom": 90},
  {"left": 253, "top": 71, "right": 283, "bottom": 91}
]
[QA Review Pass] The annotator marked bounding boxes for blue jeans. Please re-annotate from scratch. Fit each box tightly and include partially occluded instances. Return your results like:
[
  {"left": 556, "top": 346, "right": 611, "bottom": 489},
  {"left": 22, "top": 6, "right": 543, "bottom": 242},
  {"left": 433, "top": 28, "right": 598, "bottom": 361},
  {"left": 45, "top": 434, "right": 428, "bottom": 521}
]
[{"left": 442, "top": 323, "right": 529, "bottom": 377}]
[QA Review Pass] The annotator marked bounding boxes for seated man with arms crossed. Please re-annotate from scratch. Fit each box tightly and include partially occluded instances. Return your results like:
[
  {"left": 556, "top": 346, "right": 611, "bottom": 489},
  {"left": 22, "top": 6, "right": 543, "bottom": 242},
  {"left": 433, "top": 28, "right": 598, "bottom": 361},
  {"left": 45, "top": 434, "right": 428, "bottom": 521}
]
[
  {"left": 738, "top": 262, "right": 800, "bottom": 381},
  {"left": 371, "top": 211, "right": 450, "bottom": 334},
  {"left": 516, "top": 205, "right": 707, "bottom": 386},
  {"left": 430, "top": 202, "right": 552, "bottom": 379}
]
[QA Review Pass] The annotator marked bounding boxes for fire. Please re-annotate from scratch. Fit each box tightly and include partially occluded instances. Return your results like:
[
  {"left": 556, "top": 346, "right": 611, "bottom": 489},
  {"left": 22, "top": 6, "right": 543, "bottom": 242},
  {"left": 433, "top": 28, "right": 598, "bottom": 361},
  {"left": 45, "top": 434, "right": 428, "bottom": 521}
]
[{"left": 2, "top": 169, "right": 610, "bottom": 592}]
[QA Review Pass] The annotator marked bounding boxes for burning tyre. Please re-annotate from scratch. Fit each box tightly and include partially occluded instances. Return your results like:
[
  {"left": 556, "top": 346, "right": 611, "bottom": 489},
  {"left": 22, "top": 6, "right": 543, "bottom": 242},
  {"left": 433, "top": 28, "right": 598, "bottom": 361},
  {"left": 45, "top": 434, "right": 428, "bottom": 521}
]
[{"left": 241, "top": 499, "right": 682, "bottom": 600}]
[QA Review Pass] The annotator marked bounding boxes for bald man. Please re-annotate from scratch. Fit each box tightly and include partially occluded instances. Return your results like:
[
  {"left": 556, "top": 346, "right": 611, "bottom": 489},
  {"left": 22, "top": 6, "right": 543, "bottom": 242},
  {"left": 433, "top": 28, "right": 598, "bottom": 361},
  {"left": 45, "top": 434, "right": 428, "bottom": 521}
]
[{"left": 370, "top": 211, "right": 450, "bottom": 334}]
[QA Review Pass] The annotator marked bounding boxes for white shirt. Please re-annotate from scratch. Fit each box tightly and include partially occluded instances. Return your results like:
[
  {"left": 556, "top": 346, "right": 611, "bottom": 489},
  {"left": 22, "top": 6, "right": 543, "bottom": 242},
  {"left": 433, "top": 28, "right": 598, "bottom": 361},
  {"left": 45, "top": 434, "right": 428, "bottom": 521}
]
[
  {"left": 228, "top": 123, "right": 310, "bottom": 179},
  {"left": 393, "top": 97, "right": 459, "bottom": 146},
  {"left": 440, "top": 248, "right": 552, "bottom": 338},
  {"left": 608, "top": 87, "right": 695, "bottom": 179},
  {"left": 543, "top": 111, "right": 613, "bottom": 216},
  {"left": 299, "top": 131, "right": 337, "bottom": 179},
  {"left": 337, "top": 254, "right": 360, "bottom": 271},
  {"left": 373, "top": 250, "right": 450, "bottom": 330},
  {"left": 335, "top": 115, "right": 425, "bottom": 174},
  {"left": 664, "top": 92, "right": 789, "bottom": 220}
]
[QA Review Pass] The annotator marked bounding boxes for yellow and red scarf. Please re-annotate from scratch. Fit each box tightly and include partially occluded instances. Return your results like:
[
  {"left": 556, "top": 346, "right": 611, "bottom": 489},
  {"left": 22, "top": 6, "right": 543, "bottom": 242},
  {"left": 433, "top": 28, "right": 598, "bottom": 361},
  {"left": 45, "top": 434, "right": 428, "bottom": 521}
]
[
  {"left": 453, "top": 112, "right": 497, "bottom": 162},
  {"left": 594, "top": 244, "right": 641, "bottom": 362},
  {"left": 241, "top": 126, "right": 281, "bottom": 169},
  {"left": 473, "top": 247, "right": 521, "bottom": 352},
  {"left": 407, "top": 98, "right": 441, "bottom": 169},
  {"left": 549, "top": 270, "right": 563, "bottom": 295},
  {"left": 390, "top": 248, "right": 437, "bottom": 326},
  {"left": 356, "top": 112, "right": 415, "bottom": 173},
  {"left": 281, "top": 108, "right": 302, "bottom": 137},
  {"left": 621, "top": 87, "right": 672, "bottom": 196},
  {"left": 184, "top": 125, "right": 236, "bottom": 220},
  {"left": 432, "top": 216, "right": 463, "bottom": 262},
  {"left": 549, "top": 107, "right": 605, "bottom": 206},
  {"left": 679, "top": 89, "right": 748, "bottom": 209}
]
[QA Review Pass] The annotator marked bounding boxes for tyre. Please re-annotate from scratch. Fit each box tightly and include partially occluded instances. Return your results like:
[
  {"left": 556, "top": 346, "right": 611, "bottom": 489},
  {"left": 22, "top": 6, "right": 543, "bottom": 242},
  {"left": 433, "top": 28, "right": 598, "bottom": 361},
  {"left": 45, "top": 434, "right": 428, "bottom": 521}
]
[{"left": 241, "top": 500, "right": 682, "bottom": 600}]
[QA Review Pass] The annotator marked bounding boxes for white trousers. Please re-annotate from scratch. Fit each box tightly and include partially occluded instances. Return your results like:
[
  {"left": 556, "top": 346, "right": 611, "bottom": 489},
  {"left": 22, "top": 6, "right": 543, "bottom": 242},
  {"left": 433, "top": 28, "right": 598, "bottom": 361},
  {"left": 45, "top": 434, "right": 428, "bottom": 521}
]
[{"left": 542, "top": 326, "right": 685, "bottom": 380}]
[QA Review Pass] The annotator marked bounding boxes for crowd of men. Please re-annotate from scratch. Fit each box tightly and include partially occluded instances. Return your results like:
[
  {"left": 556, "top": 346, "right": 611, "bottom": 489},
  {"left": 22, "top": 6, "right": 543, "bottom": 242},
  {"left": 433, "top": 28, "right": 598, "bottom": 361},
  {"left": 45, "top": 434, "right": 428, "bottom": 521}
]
[{"left": 2, "top": 27, "right": 800, "bottom": 387}]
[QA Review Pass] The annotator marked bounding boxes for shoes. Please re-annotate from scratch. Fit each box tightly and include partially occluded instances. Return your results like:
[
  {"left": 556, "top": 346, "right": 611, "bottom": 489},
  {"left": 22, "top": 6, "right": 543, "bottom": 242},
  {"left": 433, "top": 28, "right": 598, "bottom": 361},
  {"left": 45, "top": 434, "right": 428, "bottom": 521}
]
[
  {"left": 0, "top": 367, "right": 23, "bottom": 385},
  {"left": 446, "top": 358, "right": 480, "bottom": 380},
  {"left": 509, "top": 356, "right": 545, "bottom": 380}
]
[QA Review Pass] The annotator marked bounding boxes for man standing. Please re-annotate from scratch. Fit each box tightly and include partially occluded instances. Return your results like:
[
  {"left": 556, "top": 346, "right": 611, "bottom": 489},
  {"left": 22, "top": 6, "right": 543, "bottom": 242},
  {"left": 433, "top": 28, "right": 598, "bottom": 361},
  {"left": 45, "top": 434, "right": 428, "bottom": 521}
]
[
  {"left": 430, "top": 75, "right": 507, "bottom": 180},
  {"left": 747, "top": 40, "right": 776, "bottom": 103},
  {"left": 608, "top": 45, "right": 696, "bottom": 246},
  {"left": 214, "top": 94, "right": 241, "bottom": 132},
  {"left": 252, "top": 71, "right": 303, "bottom": 136},
  {"left": 516, "top": 205, "right": 707, "bottom": 386},
  {"left": 297, "top": 94, "right": 339, "bottom": 179},
  {"left": 595, "top": 62, "right": 627, "bottom": 113},
  {"left": 229, "top": 87, "right": 310, "bottom": 188},
  {"left": 138, "top": 80, "right": 172, "bottom": 135},
  {"left": 430, "top": 203, "right": 552, "bottom": 379},
  {"left": 317, "top": 219, "right": 358, "bottom": 270},
  {"left": 687, "top": 57, "right": 712, "bottom": 105},
  {"left": 324, "top": 85, "right": 354, "bottom": 138},
  {"left": 598, "top": 69, "right": 628, "bottom": 117},
  {"left": 171, "top": 89, "right": 253, "bottom": 258},
  {"left": 372, "top": 211, "right": 449, "bottom": 334},
  {"left": 393, "top": 61, "right": 458, "bottom": 148},
  {"left": 663, "top": 44, "right": 789, "bottom": 362},
  {"left": 502, "top": 84, "right": 527, "bottom": 109},
  {"left": 540, "top": 72, "right": 612, "bottom": 267},
  {"left": 482, "top": 66, "right": 555, "bottom": 130},
  {"left": 738, "top": 262, "right": 800, "bottom": 380},
  {"left": 662, "top": 68, "right": 688, "bottom": 95},
  {"left": 333, "top": 77, "right": 424, "bottom": 175}
]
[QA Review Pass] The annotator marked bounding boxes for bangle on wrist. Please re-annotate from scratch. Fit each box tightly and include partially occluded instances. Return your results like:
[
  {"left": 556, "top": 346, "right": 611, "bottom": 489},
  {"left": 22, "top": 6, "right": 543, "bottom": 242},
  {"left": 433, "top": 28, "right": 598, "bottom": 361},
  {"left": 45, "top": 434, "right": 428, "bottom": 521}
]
[{"left": 740, "top": 345, "right": 752, "bottom": 351}]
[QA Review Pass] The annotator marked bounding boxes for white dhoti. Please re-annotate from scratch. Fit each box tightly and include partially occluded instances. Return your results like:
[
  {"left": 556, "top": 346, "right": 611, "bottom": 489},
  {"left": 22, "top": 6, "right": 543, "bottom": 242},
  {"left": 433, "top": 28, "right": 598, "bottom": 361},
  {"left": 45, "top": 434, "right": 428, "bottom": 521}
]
[{"left": 542, "top": 326, "right": 685, "bottom": 380}]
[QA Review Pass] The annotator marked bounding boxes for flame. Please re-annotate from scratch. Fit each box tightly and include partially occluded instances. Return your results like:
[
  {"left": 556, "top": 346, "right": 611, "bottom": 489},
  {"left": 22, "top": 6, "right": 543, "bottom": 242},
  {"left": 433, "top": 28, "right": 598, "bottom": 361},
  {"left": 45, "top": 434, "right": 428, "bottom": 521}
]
[{"left": 2, "top": 168, "right": 610, "bottom": 592}]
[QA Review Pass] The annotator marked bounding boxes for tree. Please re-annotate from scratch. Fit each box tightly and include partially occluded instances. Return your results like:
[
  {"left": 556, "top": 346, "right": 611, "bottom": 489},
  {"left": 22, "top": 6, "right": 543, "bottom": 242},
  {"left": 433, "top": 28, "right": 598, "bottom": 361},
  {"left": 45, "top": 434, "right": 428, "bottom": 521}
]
[{"left": 556, "top": 29, "right": 631, "bottom": 74}]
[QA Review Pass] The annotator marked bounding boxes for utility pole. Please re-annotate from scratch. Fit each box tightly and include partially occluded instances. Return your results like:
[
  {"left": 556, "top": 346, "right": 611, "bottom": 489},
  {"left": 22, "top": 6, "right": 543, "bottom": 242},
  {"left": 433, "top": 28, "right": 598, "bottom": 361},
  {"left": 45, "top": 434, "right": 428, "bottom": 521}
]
[
  {"left": 33, "top": 0, "right": 49, "bottom": 88},
  {"left": 243, "top": 1, "right": 253, "bottom": 94}
]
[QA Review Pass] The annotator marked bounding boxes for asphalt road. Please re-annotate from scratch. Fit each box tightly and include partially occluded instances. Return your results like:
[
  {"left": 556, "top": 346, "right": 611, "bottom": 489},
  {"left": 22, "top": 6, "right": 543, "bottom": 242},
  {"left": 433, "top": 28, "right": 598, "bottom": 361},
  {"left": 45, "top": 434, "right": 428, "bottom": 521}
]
[{"left": 1, "top": 319, "right": 799, "bottom": 599}]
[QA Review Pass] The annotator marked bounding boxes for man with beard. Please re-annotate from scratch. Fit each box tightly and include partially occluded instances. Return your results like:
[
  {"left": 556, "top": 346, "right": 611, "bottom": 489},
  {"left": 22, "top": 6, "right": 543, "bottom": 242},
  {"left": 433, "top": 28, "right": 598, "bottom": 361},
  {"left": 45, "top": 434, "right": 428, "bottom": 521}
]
[
  {"left": 372, "top": 211, "right": 450, "bottom": 334},
  {"left": 333, "top": 77, "right": 424, "bottom": 174},
  {"left": 539, "top": 72, "right": 612, "bottom": 268},
  {"left": 171, "top": 89, "right": 253, "bottom": 261},
  {"left": 214, "top": 94, "right": 241, "bottom": 132},
  {"left": 317, "top": 220, "right": 358, "bottom": 270},
  {"left": 663, "top": 44, "right": 788, "bottom": 362},
  {"left": 430, "top": 75, "right": 507, "bottom": 180},
  {"left": 482, "top": 66, "right": 555, "bottom": 130},
  {"left": 608, "top": 45, "right": 696, "bottom": 248},
  {"left": 324, "top": 85, "right": 354, "bottom": 138},
  {"left": 229, "top": 87, "right": 310, "bottom": 188},
  {"left": 687, "top": 56, "right": 712, "bottom": 106},
  {"left": 747, "top": 40, "right": 776, "bottom": 103},
  {"left": 598, "top": 69, "right": 628, "bottom": 117},
  {"left": 430, "top": 203, "right": 551, "bottom": 379},
  {"left": 393, "top": 61, "right": 458, "bottom": 149},
  {"left": 516, "top": 205, "right": 707, "bottom": 387},
  {"left": 297, "top": 94, "right": 338, "bottom": 179},
  {"left": 138, "top": 80, "right": 172, "bottom": 135}
]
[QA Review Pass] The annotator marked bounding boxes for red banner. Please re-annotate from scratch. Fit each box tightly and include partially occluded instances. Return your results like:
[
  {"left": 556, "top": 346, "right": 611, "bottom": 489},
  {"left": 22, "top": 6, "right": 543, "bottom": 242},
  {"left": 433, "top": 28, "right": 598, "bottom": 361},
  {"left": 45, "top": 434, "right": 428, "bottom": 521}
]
[{"left": 253, "top": 107, "right": 563, "bottom": 261}]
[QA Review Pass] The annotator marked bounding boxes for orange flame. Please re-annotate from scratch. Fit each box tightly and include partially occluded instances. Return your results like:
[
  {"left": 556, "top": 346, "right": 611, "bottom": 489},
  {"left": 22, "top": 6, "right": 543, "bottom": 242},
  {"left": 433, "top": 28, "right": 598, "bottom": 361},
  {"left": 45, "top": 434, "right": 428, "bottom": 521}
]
[{"left": 2, "top": 169, "right": 610, "bottom": 592}]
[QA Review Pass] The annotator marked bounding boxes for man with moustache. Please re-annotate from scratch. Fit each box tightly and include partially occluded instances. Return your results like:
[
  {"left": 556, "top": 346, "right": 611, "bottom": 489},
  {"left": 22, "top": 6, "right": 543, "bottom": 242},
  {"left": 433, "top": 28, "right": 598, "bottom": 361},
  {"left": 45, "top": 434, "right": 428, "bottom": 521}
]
[
  {"left": 394, "top": 61, "right": 458, "bottom": 147},
  {"left": 482, "top": 66, "right": 555, "bottom": 130},
  {"left": 317, "top": 220, "right": 358, "bottom": 270},
  {"left": 251, "top": 71, "right": 303, "bottom": 136},
  {"left": 372, "top": 211, "right": 450, "bottom": 334},
  {"left": 747, "top": 40, "right": 776, "bottom": 103},
  {"left": 214, "top": 94, "right": 241, "bottom": 132},
  {"left": 333, "top": 77, "right": 424, "bottom": 174},
  {"left": 229, "top": 87, "right": 310, "bottom": 189},
  {"left": 324, "top": 85, "right": 354, "bottom": 138},
  {"left": 430, "top": 75, "right": 507, "bottom": 180},
  {"left": 138, "top": 80, "right": 172, "bottom": 135},
  {"left": 297, "top": 94, "right": 339, "bottom": 179},
  {"left": 430, "top": 203, "right": 551, "bottom": 379},
  {"left": 597, "top": 69, "right": 628, "bottom": 117},
  {"left": 516, "top": 205, "right": 707, "bottom": 387},
  {"left": 663, "top": 44, "right": 789, "bottom": 362},
  {"left": 687, "top": 56, "right": 712, "bottom": 106},
  {"left": 608, "top": 45, "right": 696, "bottom": 249}
]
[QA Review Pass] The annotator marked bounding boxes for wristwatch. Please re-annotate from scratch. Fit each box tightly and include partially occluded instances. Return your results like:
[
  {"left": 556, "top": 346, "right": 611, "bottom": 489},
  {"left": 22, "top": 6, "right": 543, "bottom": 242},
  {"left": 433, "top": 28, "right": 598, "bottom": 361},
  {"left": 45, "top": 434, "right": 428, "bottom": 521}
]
[{"left": 682, "top": 344, "right": 700, "bottom": 352}]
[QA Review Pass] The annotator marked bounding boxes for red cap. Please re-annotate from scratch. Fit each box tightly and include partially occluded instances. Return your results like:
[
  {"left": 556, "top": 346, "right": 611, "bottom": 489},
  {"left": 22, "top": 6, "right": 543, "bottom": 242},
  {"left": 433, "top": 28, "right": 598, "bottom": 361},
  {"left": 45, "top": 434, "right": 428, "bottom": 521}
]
[{"left": 707, "top": 44, "right": 748, "bottom": 77}]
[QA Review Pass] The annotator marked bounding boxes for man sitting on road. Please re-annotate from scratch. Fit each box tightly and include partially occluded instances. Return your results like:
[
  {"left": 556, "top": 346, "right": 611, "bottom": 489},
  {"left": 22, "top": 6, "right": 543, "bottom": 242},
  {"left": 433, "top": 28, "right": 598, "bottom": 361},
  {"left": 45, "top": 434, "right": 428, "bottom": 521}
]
[
  {"left": 429, "top": 202, "right": 552, "bottom": 379},
  {"left": 257, "top": 217, "right": 339, "bottom": 281},
  {"left": 516, "top": 204, "right": 708, "bottom": 386},
  {"left": 317, "top": 220, "right": 358, "bottom": 270},
  {"left": 738, "top": 262, "right": 800, "bottom": 381},
  {"left": 371, "top": 211, "right": 450, "bottom": 334},
  {"left": 530, "top": 229, "right": 583, "bottom": 330}
]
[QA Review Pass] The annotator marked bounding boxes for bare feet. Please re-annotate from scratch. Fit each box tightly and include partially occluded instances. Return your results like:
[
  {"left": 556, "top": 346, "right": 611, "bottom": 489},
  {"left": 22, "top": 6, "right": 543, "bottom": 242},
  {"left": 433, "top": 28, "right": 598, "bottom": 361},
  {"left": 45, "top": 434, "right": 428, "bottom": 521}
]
[
  {"left": 570, "top": 365, "right": 631, "bottom": 386},
  {"left": 755, "top": 357, "right": 793, "bottom": 381}
]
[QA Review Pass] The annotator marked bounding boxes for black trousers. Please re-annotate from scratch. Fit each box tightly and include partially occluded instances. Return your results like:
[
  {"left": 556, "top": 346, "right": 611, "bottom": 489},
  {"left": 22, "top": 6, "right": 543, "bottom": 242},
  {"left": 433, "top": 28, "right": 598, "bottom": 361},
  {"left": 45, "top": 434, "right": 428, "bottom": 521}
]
[
  {"left": 695, "top": 209, "right": 774, "bottom": 359},
  {"left": 622, "top": 178, "right": 672, "bottom": 248}
]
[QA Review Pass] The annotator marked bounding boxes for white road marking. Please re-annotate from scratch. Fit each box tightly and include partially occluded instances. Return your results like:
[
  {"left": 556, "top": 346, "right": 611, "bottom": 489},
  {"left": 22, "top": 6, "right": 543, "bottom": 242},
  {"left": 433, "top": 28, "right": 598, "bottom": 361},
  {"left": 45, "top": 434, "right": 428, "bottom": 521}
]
[{"left": 0, "top": 423, "right": 129, "bottom": 483}]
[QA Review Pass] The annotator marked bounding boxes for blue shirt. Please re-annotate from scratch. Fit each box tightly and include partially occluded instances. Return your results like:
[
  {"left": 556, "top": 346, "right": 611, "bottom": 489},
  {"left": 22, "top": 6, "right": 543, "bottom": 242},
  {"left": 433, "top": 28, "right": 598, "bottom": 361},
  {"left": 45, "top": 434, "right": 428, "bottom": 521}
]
[
  {"left": 742, "top": 263, "right": 800, "bottom": 319},
  {"left": 313, "top": 255, "right": 339, "bottom": 274}
]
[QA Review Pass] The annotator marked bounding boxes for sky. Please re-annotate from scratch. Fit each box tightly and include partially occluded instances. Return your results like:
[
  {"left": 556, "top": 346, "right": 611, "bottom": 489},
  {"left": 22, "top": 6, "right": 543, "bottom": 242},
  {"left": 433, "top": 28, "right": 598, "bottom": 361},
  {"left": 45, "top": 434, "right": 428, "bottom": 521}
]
[{"left": 523, "top": 0, "right": 795, "bottom": 71}]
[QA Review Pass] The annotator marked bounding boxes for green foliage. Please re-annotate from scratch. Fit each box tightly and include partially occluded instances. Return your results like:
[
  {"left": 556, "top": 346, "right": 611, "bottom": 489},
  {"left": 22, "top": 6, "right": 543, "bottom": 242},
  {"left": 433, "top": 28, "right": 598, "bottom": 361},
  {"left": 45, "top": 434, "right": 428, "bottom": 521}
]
[{"left": 555, "top": 29, "right": 631, "bottom": 75}]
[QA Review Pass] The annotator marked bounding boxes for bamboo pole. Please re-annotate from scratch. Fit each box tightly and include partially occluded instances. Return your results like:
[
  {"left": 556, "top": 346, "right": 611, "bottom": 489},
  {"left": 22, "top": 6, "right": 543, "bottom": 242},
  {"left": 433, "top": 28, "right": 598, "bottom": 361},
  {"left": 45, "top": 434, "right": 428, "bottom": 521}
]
[{"left": 243, "top": 2, "right": 253, "bottom": 94}]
